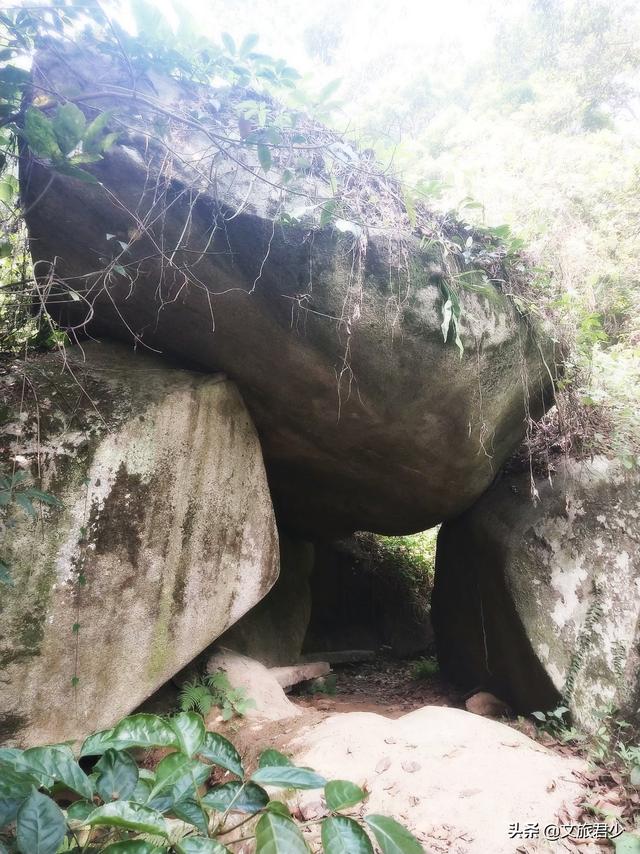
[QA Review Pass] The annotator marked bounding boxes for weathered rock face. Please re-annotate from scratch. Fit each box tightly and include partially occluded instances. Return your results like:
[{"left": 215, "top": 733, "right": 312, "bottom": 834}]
[
  {"left": 21, "top": 45, "right": 555, "bottom": 536},
  {"left": 217, "top": 533, "right": 314, "bottom": 666},
  {"left": 0, "top": 342, "right": 278, "bottom": 747},
  {"left": 432, "top": 457, "right": 640, "bottom": 730}
]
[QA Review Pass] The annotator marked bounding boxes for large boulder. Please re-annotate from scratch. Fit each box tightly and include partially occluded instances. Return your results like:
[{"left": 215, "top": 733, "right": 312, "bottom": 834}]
[
  {"left": 21, "top": 43, "right": 554, "bottom": 536},
  {"left": 432, "top": 457, "right": 640, "bottom": 730},
  {"left": 290, "top": 706, "right": 586, "bottom": 854},
  {"left": 0, "top": 342, "right": 278, "bottom": 747},
  {"left": 217, "top": 533, "right": 314, "bottom": 666}
]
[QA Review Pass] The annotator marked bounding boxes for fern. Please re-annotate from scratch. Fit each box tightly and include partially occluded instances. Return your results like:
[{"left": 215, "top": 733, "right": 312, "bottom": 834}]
[{"left": 178, "top": 677, "right": 215, "bottom": 716}]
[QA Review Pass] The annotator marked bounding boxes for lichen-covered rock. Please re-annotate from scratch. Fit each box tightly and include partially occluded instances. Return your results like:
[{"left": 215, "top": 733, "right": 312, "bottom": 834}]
[
  {"left": 21, "top": 44, "right": 555, "bottom": 536},
  {"left": 217, "top": 533, "right": 314, "bottom": 666},
  {"left": 432, "top": 457, "right": 640, "bottom": 731},
  {"left": 0, "top": 342, "right": 278, "bottom": 747}
]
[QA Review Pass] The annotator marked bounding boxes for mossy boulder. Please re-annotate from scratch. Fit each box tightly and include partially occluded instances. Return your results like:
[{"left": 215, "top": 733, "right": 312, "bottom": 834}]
[
  {"left": 432, "top": 457, "right": 640, "bottom": 730},
  {"left": 0, "top": 341, "right": 278, "bottom": 747},
  {"left": 21, "top": 43, "right": 555, "bottom": 536}
]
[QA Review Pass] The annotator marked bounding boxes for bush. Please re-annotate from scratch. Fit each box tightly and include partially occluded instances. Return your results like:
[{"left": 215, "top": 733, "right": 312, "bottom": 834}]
[{"left": 0, "top": 711, "right": 424, "bottom": 853}]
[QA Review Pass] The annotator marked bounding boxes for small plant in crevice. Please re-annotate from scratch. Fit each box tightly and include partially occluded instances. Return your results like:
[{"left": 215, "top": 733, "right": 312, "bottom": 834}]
[
  {"left": 531, "top": 705, "right": 581, "bottom": 742},
  {"left": 0, "top": 468, "right": 61, "bottom": 586},
  {"left": 0, "top": 710, "right": 424, "bottom": 854},
  {"left": 178, "top": 670, "right": 256, "bottom": 720}
]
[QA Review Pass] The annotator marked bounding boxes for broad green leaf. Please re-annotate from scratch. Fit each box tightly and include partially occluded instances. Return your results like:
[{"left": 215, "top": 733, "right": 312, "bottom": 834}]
[
  {"left": 364, "top": 816, "right": 424, "bottom": 854},
  {"left": 176, "top": 839, "right": 230, "bottom": 854},
  {"left": 83, "top": 109, "right": 113, "bottom": 154},
  {"left": 630, "top": 765, "right": 640, "bottom": 786},
  {"left": 52, "top": 103, "right": 86, "bottom": 155},
  {"left": 80, "top": 727, "right": 125, "bottom": 757},
  {"left": 239, "top": 33, "right": 259, "bottom": 56},
  {"left": 201, "top": 781, "right": 268, "bottom": 814},
  {"left": 16, "top": 789, "right": 66, "bottom": 854},
  {"left": 322, "top": 816, "right": 373, "bottom": 854},
  {"left": 251, "top": 765, "right": 326, "bottom": 790},
  {"left": 110, "top": 714, "right": 178, "bottom": 750},
  {"left": 266, "top": 801, "right": 291, "bottom": 817},
  {"left": 169, "top": 712, "right": 205, "bottom": 757},
  {"left": 258, "top": 750, "right": 292, "bottom": 768},
  {"left": 95, "top": 748, "right": 139, "bottom": 802},
  {"left": 257, "top": 143, "right": 271, "bottom": 173},
  {"left": 83, "top": 801, "right": 168, "bottom": 837},
  {"left": 23, "top": 108, "right": 61, "bottom": 159},
  {"left": 148, "top": 752, "right": 210, "bottom": 803},
  {"left": 615, "top": 834, "right": 640, "bottom": 854},
  {"left": 0, "top": 797, "right": 22, "bottom": 826},
  {"left": 221, "top": 33, "right": 236, "bottom": 54},
  {"left": 101, "top": 842, "right": 167, "bottom": 853},
  {"left": 66, "top": 800, "right": 95, "bottom": 824},
  {"left": 0, "top": 763, "right": 40, "bottom": 798},
  {"left": 255, "top": 811, "right": 308, "bottom": 854},
  {"left": 53, "top": 161, "right": 99, "bottom": 184},
  {"left": 198, "top": 732, "right": 243, "bottom": 777},
  {"left": 171, "top": 798, "right": 209, "bottom": 834},
  {"left": 325, "top": 781, "right": 367, "bottom": 812},
  {"left": 18, "top": 745, "right": 93, "bottom": 800}
]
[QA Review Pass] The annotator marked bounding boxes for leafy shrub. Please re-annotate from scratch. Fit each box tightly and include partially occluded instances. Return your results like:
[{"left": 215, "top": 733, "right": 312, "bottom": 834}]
[
  {"left": 410, "top": 658, "right": 439, "bottom": 680},
  {"left": 178, "top": 672, "right": 256, "bottom": 721},
  {"left": 0, "top": 710, "right": 424, "bottom": 853}
]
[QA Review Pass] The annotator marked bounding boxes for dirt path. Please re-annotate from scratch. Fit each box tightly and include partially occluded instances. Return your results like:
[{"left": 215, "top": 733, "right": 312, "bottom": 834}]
[{"left": 291, "top": 656, "right": 464, "bottom": 718}]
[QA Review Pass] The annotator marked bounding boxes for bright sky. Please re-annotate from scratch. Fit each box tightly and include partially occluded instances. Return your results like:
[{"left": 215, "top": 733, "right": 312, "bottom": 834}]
[{"left": 109, "top": 0, "right": 518, "bottom": 81}]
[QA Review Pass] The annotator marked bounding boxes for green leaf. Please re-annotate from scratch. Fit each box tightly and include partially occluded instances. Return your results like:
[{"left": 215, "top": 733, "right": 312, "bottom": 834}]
[
  {"left": 266, "top": 801, "right": 292, "bottom": 817},
  {"left": 18, "top": 745, "right": 93, "bottom": 800},
  {"left": 320, "top": 200, "right": 337, "bottom": 228},
  {"left": 171, "top": 798, "right": 209, "bottom": 834},
  {"left": 23, "top": 108, "right": 61, "bottom": 159},
  {"left": 251, "top": 766, "right": 326, "bottom": 790},
  {"left": 169, "top": 712, "right": 205, "bottom": 758},
  {"left": 83, "top": 801, "right": 168, "bottom": 837},
  {"left": 0, "top": 797, "right": 22, "bottom": 826},
  {"left": 324, "top": 781, "right": 367, "bottom": 812},
  {"left": 221, "top": 32, "right": 236, "bottom": 54},
  {"left": 80, "top": 728, "right": 123, "bottom": 757},
  {"left": 95, "top": 748, "right": 139, "bottom": 802},
  {"left": 322, "top": 816, "right": 373, "bottom": 854},
  {"left": 364, "top": 816, "right": 424, "bottom": 854},
  {"left": 615, "top": 834, "right": 640, "bottom": 854},
  {"left": 176, "top": 839, "right": 230, "bottom": 854},
  {"left": 101, "top": 842, "right": 167, "bottom": 853},
  {"left": 198, "top": 732, "right": 243, "bottom": 777},
  {"left": 239, "top": 33, "right": 259, "bottom": 56},
  {"left": 83, "top": 109, "right": 113, "bottom": 154},
  {"left": 148, "top": 752, "right": 210, "bottom": 803},
  {"left": 201, "top": 781, "right": 268, "bottom": 814},
  {"left": 255, "top": 811, "right": 308, "bottom": 854},
  {"left": 110, "top": 714, "right": 178, "bottom": 751},
  {"left": 257, "top": 143, "right": 271, "bottom": 173},
  {"left": 16, "top": 790, "right": 66, "bottom": 854},
  {"left": 258, "top": 750, "right": 292, "bottom": 768},
  {"left": 66, "top": 800, "right": 95, "bottom": 824},
  {"left": 52, "top": 103, "right": 86, "bottom": 155},
  {"left": 0, "top": 763, "right": 37, "bottom": 798},
  {"left": 53, "top": 161, "right": 99, "bottom": 184},
  {"left": 630, "top": 765, "right": 640, "bottom": 787}
]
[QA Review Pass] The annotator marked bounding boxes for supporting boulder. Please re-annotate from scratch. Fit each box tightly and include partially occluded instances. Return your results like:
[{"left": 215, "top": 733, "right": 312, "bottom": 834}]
[
  {"left": 432, "top": 457, "right": 640, "bottom": 731},
  {"left": 21, "top": 43, "right": 555, "bottom": 536},
  {"left": 0, "top": 342, "right": 278, "bottom": 747}
]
